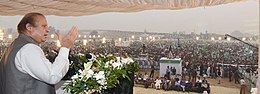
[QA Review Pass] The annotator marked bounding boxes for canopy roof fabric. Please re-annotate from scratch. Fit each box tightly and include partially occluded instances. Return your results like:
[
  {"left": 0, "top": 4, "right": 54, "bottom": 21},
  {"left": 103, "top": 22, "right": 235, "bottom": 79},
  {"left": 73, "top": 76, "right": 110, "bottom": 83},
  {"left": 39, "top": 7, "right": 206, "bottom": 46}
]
[{"left": 0, "top": 0, "right": 245, "bottom": 16}]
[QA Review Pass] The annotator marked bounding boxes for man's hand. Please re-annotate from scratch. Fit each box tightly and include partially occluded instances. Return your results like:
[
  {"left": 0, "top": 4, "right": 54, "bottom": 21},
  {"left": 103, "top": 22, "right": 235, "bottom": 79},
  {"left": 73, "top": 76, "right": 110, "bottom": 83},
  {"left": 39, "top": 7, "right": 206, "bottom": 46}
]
[{"left": 56, "top": 26, "right": 78, "bottom": 49}]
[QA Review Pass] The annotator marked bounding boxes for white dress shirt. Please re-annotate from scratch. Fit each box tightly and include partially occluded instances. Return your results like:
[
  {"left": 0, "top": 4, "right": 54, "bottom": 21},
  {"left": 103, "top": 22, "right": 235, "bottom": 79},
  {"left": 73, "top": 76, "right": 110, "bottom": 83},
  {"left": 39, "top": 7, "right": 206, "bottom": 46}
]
[{"left": 15, "top": 43, "right": 70, "bottom": 84}]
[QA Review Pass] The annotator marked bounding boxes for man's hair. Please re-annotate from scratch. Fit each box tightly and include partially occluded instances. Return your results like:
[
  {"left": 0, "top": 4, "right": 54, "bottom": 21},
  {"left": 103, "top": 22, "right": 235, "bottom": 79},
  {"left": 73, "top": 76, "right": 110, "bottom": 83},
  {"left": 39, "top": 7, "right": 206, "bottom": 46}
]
[{"left": 17, "top": 12, "right": 45, "bottom": 34}]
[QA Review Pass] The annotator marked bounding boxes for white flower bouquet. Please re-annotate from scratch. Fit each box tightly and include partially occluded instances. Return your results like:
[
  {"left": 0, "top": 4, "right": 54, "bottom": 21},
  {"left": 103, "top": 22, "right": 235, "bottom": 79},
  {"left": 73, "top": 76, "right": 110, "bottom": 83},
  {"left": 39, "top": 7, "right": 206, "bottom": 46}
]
[{"left": 65, "top": 53, "right": 139, "bottom": 94}]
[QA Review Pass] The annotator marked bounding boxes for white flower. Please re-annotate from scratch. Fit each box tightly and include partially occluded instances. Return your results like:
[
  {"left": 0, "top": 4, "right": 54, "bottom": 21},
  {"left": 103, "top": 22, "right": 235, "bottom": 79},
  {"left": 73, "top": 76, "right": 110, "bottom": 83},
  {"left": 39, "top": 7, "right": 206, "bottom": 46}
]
[
  {"left": 94, "top": 71, "right": 105, "bottom": 80},
  {"left": 94, "top": 71, "right": 106, "bottom": 86},
  {"left": 107, "top": 54, "right": 113, "bottom": 57},
  {"left": 112, "top": 62, "right": 122, "bottom": 69},
  {"left": 127, "top": 57, "right": 134, "bottom": 63},
  {"left": 86, "top": 69, "right": 94, "bottom": 79},
  {"left": 116, "top": 57, "right": 121, "bottom": 62},
  {"left": 76, "top": 70, "right": 84, "bottom": 78},
  {"left": 108, "top": 60, "right": 114, "bottom": 64},
  {"left": 82, "top": 90, "right": 91, "bottom": 94},
  {"left": 79, "top": 69, "right": 83, "bottom": 74},
  {"left": 103, "top": 86, "right": 107, "bottom": 89},
  {"left": 97, "top": 79, "right": 106, "bottom": 85},
  {"left": 71, "top": 73, "right": 79, "bottom": 80},
  {"left": 78, "top": 53, "right": 84, "bottom": 57},
  {"left": 121, "top": 57, "right": 134, "bottom": 64},
  {"left": 87, "top": 89, "right": 96, "bottom": 94},
  {"left": 99, "top": 54, "right": 104, "bottom": 57},
  {"left": 105, "top": 60, "right": 115, "bottom": 68},
  {"left": 104, "top": 62, "right": 110, "bottom": 68},
  {"left": 121, "top": 58, "right": 128, "bottom": 64}
]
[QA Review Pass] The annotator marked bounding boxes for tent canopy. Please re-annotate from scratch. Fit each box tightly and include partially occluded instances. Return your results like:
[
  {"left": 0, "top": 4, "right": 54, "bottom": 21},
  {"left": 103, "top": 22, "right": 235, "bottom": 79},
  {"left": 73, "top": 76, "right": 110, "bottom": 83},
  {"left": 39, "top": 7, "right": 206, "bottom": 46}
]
[{"left": 0, "top": 0, "right": 246, "bottom": 16}]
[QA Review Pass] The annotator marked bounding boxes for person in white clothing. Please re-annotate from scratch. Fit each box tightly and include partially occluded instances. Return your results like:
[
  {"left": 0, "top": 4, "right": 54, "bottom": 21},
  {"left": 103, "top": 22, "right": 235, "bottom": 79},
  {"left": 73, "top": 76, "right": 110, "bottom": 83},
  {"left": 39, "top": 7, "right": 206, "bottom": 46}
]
[
  {"left": 207, "top": 66, "right": 210, "bottom": 77},
  {"left": 0, "top": 12, "right": 78, "bottom": 94},
  {"left": 154, "top": 77, "right": 162, "bottom": 89},
  {"left": 240, "top": 78, "right": 246, "bottom": 94},
  {"left": 143, "top": 72, "right": 149, "bottom": 81},
  {"left": 250, "top": 87, "right": 257, "bottom": 94},
  {"left": 196, "top": 76, "right": 202, "bottom": 83}
]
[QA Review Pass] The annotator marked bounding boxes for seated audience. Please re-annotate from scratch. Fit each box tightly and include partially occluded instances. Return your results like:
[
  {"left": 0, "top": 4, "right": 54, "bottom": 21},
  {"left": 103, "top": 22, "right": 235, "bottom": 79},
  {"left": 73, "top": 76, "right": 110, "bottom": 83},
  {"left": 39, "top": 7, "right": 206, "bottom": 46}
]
[{"left": 154, "top": 77, "right": 162, "bottom": 90}]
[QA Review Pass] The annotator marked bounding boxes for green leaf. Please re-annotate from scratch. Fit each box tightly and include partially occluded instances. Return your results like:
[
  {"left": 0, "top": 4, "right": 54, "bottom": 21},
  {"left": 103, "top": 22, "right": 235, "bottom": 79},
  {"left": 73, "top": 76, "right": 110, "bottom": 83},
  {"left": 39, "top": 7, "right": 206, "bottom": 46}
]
[{"left": 84, "top": 61, "right": 93, "bottom": 71}]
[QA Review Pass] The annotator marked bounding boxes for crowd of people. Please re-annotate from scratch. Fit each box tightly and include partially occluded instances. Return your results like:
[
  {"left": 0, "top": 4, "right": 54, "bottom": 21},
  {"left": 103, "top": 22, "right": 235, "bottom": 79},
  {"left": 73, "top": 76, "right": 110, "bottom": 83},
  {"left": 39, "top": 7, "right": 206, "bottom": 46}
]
[
  {"left": 0, "top": 30, "right": 258, "bottom": 94},
  {"left": 37, "top": 38, "right": 258, "bottom": 93},
  {"left": 135, "top": 70, "right": 211, "bottom": 93}
]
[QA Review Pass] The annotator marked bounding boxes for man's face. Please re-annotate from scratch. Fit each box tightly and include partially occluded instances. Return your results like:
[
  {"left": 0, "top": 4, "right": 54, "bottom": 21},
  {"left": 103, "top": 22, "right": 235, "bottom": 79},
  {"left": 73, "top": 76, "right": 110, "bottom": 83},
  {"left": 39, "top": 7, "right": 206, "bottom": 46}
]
[{"left": 28, "top": 16, "right": 49, "bottom": 43}]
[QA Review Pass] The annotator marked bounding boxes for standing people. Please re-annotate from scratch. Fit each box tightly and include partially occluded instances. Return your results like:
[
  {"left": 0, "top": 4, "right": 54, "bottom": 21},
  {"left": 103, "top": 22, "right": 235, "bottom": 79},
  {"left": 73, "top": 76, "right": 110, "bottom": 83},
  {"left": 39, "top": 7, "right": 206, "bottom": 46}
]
[
  {"left": 0, "top": 12, "right": 78, "bottom": 94},
  {"left": 217, "top": 66, "right": 222, "bottom": 84},
  {"left": 150, "top": 65, "right": 155, "bottom": 78},
  {"left": 207, "top": 66, "right": 211, "bottom": 77},
  {"left": 172, "top": 67, "right": 176, "bottom": 75},
  {"left": 228, "top": 66, "right": 233, "bottom": 82},
  {"left": 191, "top": 68, "right": 197, "bottom": 82},
  {"left": 166, "top": 66, "right": 170, "bottom": 78},
  {"left": 234, "top": 69, "right": 240, "bottom": 84}
]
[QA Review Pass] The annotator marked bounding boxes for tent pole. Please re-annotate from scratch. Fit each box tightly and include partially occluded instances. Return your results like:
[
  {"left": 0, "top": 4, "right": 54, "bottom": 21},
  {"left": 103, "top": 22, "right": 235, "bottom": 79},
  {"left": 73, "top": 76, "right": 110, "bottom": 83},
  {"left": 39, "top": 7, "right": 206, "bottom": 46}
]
[{"left": 256, "top": 0, "right": 260, "bottom": 94}]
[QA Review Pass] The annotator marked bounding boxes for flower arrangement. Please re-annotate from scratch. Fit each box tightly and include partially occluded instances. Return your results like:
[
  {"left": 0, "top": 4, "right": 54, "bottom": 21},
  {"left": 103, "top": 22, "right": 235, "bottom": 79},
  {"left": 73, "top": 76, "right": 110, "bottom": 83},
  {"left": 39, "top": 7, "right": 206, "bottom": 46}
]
[{"left": 64, "top": 53, "right": 139, "bottom": 94}]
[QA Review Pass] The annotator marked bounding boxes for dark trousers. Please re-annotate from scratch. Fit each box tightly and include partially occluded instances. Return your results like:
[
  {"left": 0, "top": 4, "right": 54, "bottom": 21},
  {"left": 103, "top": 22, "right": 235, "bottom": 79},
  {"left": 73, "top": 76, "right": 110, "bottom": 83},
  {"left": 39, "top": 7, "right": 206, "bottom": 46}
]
[
  {"left": 229, "top": 75, "right": 232, "bottom": 82},
  {"left": 240, "top": 85, "right": 246, "bottom": 94},
  {"left": 150, "top": 70, "right": 154, "bottom": 78},
  {"left": 235, "top": 78, "right": 239, "bottom": 84}
]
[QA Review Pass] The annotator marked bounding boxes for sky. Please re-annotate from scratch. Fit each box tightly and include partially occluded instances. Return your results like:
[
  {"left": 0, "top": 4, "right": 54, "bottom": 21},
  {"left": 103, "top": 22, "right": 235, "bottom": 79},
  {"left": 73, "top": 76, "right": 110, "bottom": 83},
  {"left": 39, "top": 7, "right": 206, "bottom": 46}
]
[{"left": 0, "top": 0, "right": 258, "bottom": 35}]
